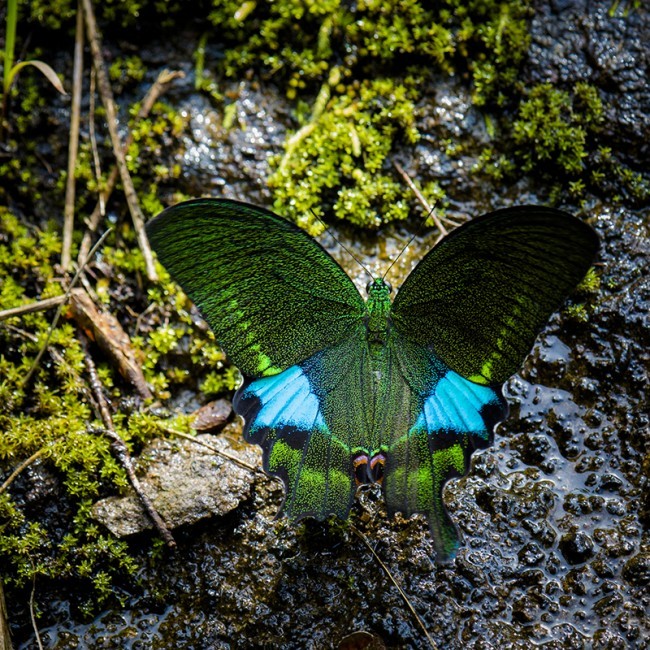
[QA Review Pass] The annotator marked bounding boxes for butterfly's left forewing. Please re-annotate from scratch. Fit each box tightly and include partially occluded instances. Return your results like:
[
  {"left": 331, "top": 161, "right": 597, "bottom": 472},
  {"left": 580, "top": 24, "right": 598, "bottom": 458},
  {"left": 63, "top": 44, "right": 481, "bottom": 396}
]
[{"left": 147, "top": 199, "right": 367, "bottom": 378}]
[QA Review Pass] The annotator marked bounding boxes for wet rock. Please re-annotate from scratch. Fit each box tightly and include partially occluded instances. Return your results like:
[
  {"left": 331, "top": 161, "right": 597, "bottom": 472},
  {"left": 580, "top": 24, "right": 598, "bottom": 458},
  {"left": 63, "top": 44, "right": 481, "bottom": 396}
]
[
  {"left": 191, "top": 398, "right": 233, "bottom": 432},
  {"left": 559, "top": 531, "right": 595, "bottom": 565},
  {"left": 92, "top": 433, "right": 260, "bottom": 536},
  {"left": 528, "top": 1, "right": 650, "bottom": 167},
  {"left": 337, "top": 630, "right": 386, "bottom": 650},
  {"left": 593, "top": 528, "right": 635, "bottom": 559},
  {"left": 621, "top": 551, "right": 650, "bottom": 586},
  {"left": 512, "top": 592, "right": 543, "bottom": 624},
  {"left": 518, "top": 542, "right": 546, "bottom": 567}
]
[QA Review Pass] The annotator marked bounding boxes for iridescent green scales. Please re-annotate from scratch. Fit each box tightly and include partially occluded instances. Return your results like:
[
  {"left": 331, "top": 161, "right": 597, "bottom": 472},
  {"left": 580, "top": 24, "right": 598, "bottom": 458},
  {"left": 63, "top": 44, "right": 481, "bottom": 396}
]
[{"left": 147, "top": 199, "right": 598, "bottom": 560}]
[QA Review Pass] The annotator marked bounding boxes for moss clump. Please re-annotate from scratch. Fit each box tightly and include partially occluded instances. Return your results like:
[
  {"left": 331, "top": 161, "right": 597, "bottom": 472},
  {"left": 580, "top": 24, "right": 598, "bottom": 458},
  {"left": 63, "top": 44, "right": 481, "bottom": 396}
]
[
  {"left": 27, "top": 0, "right": 184, "bottom": 30},
  {"left": 0, "top": 209, "right": 238, "bottom": 612},
  {"left": 212, "top": 0, "right": 532, "bottom": 103},
  {"left": 70, "top": 99, "right": 188, "bottom": 226},
  {"left": 511, "top": 82, "right": 603, "bottom": 177},
  {"left": 109, "top": 55, "right": 148, "bottom": 93},
  {"left": 203, "top": 0, "right": 532, "bottom": 228},
  {"left": 477, "top": 81, "right": 648, "bottom": 203},
  {"left": 563, "top": 266, "right": 601, "bottom": 323},
  {"left": 269, "top": 76, "right": 421, "bottom": 232}
]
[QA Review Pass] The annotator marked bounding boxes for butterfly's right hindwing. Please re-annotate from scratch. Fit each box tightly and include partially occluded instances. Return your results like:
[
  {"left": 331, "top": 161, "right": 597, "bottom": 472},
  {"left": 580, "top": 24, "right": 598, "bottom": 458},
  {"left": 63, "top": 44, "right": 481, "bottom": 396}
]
[
  {"left": 147, "top": 199, "right": 367, "bottom": 378},
  {"left": 376, "top": 335, "right": 507, "bottom": 560}
]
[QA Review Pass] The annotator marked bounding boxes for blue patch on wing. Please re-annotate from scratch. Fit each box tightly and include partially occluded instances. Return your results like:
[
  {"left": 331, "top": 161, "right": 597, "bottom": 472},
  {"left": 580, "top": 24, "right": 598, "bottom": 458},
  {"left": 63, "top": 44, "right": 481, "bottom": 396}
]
[
  {"left": 239, "top": 364, "right": 325, "bottom": 431},
  {"left": 413, "top": 369, "right": 502, "bottom": 437}
]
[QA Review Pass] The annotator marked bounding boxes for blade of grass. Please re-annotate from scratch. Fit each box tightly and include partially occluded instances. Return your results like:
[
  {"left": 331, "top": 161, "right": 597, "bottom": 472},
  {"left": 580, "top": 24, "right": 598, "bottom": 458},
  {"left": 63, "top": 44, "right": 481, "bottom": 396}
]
[
  {"left": 61, "top": 1, "right": 85, "bottom": 270},
  {"left": 3, "top": 0, "right": 17, "bottom": 95}
]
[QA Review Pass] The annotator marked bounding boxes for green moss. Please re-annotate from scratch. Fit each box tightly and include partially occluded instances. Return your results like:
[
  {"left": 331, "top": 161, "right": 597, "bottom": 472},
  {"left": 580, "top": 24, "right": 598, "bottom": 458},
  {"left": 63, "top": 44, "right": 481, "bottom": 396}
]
[
  {"left": 563, "top": 266, "right": 601, "bottom": 323},
  {"left": 109, "top": 55, "right": 147, "bottom": 92},
  {"left": 0, "top": 207, "right": 239, "bottom": 611},
  {"left": 27, "top": 0, "right": 180, "bottom": 29},
  {"left": 478, "top": 81, "right": 648, "bottom": 202},
  {"left": 212, "top": 0, "right": 532, "bottom": 103},
  {"left": 511, "top": 83, "right": 603, "bottom": 177},
  {"left": 201, "top": 0, "right": 534, "bottom": 228},
  {"left": 268, "top": 76, "right": 421, "bottom": 231}
]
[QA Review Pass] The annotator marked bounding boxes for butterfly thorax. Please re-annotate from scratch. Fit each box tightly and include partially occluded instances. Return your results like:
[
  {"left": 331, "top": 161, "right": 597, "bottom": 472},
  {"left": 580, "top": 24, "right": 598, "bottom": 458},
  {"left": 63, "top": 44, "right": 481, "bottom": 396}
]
[{"left": 365, "top": 278, "right": 392, "bottom": 349}]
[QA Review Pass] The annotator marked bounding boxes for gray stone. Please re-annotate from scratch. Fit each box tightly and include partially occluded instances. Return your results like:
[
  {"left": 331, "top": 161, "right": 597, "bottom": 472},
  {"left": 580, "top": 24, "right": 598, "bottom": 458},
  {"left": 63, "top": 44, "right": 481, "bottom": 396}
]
[{"left": 92, "top": 432, "right": 261, "bottom": 536}]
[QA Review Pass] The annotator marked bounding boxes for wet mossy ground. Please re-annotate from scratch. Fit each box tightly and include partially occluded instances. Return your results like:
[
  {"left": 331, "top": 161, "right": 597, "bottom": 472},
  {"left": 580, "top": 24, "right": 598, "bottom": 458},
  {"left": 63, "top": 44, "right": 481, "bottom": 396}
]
[{"left": 1, "top": 0, "right": 649, "bottom": 648}]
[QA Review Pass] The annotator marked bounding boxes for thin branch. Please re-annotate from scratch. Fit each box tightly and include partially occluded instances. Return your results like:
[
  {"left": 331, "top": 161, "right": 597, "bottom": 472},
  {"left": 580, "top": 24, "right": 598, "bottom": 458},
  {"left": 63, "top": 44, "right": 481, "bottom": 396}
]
[
  {"left": 0, "top": 294, "right": 69, "bottom": 322},
  {"left": 79, "top": 331, "right": 176, "bottom": 548},
  {"left": 0, "top": 448, "right": 49, "bottom": 496},
  {"left": 81, "top": 0, "right": 157, "bottom": 281},
  {"left": 0, "top": 578, "right": 12, "bottom": 650},
  {"left": 161, "top": 426, "right": 261, "bottom": 474},
  {"left": 88, "top": 68, "right": 104, "bottom": 219},
  {"left": 20, "top": 229, "right": 111, "bottom": 387},
  {"left": 28, "top": 567, "right": 43, "bottom": 650},
  {"left": 61, "top": 0, "right": 85, "bottom": 270},
  {"left": 351, "top": 525, "right": 438, "bottom": 650},
  {"left": 393, "top": 161, "right": 449, "bottom": 237},
  {"left": 78, "top": 69, "right": 184, "bottom": 267}
]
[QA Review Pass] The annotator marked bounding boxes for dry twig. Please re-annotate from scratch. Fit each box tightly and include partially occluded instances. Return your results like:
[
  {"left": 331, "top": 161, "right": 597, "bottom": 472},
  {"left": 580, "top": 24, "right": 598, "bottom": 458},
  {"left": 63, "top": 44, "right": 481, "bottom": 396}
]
[
  {"left": 0, "top": 448, "right": 49, "bottom": 497},
  {"left": 70, "top": 289, "right": 153, "bottom": 400},
  {"left": 21, "top": 229, "right": 111, "bottom": 387},
  {"left": 0, "top": 294, "right": 69, "bottom": 322},
  {"left": 79, "top": 331, "right": 176, "bottom": 548},
  {"left": 81, "top": 0, "right": 157, "bottom": 281},
  {"left": 393, "top": 161, "right": 451, "bottom": 237},
  {"left": 78, "top": 68, "right": 184, "bottom": 267},
  {"left": 28, "top": 568, "right": 43, "bottom": 650},
  {"left": 61, "top": 1, "right": 85, "bottom": 270},
  {"left": 162, "top": 426, "right": 260, "bottom": 474},
  {"left": 0, "top": 579, "right": 12, "bottom": 650}
]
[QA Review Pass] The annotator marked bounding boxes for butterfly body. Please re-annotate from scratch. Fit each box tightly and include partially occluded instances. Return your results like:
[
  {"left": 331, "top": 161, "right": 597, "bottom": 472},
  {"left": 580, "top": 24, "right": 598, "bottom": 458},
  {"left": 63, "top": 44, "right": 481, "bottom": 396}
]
[{"left": 147, "top": 198, "right": 598, "bottom": 560}]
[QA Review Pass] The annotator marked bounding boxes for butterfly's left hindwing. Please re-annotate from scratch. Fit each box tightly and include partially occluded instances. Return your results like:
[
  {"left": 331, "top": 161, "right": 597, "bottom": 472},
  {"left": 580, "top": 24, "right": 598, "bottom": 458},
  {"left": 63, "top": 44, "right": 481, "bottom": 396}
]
[{"left": 234, "top": 327, "right": 373, "bottom": 520}]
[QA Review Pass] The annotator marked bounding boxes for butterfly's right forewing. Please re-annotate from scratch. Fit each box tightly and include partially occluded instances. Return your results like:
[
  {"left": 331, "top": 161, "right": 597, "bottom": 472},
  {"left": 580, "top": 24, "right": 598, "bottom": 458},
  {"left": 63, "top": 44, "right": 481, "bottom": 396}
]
[{"left": 147, "top": 199, "right": 367, "bottom": 378}]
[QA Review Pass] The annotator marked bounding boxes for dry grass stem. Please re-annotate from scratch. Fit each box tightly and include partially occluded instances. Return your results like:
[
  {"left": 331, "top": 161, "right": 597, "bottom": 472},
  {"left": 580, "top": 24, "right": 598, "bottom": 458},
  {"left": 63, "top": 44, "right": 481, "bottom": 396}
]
[
  {"left": 0, "top": 294, "right": 69, "bottom": 322},
  {"left": 20, "top": 229, "right": 111, "bottom": 387},
  {"left": 60, "top": 1, "right": 85, "bottom": 270},
  {"left": 79, "top": 330, "right": 176, "bottom": 548},
  {"left": 351, "top": 525, "right": 438, "bottom": 650},
  {"left": 78, "top": 69, "right": 184, "bottom": 267},
  {"left": 162, "top": 426, "right": 262, "bottom": 474},
  {"left": 0, "top": 579, "right": 13, "bottom": 650},
  {"left": 81, "top": 0, "right": 157, "bottom": 281}
]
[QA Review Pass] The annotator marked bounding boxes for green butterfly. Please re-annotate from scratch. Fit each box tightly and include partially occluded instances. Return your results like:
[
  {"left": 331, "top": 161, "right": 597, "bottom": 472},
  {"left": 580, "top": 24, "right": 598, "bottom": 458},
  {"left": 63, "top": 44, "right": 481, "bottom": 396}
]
[{"left": 147, "top": 199, "right": 598, "bottom": 560}]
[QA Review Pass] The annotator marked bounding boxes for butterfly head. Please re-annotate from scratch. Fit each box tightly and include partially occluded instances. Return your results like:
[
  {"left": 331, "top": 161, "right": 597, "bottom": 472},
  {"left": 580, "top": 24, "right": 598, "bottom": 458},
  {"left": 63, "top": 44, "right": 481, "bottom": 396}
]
[{"left": 366, "top": 277, "right": 392, "bottom": 296}]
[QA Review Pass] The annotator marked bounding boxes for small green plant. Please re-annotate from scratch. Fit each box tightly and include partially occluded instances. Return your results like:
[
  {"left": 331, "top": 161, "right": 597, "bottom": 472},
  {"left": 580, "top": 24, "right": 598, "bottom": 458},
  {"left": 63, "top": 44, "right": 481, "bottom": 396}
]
[{"left": 1, "top": 0, "right": 66, "bottom": 137}]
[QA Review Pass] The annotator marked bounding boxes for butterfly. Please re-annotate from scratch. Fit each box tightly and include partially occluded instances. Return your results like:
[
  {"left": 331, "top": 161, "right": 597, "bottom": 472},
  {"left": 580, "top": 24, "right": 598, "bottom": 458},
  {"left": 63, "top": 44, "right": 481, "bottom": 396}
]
[{"left": 146, "top": 199, "right": 598, "bottom": 560}]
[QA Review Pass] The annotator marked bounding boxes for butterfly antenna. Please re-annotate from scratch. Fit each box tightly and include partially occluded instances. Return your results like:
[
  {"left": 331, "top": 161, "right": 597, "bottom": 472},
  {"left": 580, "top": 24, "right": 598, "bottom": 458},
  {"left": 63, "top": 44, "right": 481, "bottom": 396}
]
[
  {"left": 309, "top": 208, "right": 375, "bottom": 282},
  {"left": 381, "top": 200, "right": 438, "bottom": 281}
]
